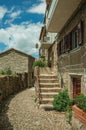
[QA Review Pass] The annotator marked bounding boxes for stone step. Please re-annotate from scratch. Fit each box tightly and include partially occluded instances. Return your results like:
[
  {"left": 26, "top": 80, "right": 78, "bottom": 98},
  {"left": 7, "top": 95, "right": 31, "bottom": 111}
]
[
  {"left": 40, "top": 98, "right": 54, "bottom": 104},
  {"left": 40, "top": 84, "right": 59, "bottom": 88},
  {"left": 40, "top": 83, "right": 59, "bottom": 85},
  {"left": 40, "top": 83, "right": 60, "bottom": 89},
  {"left": 40, "top": 104, "right": 53, "bottom": 109},
  {"left": 40, "top": 92, "right": 58, "bottom": 98},
  {"left": 39, "top": 75, "right": 57, "bottom": 79},
  {"left": 39, "top": 79, "right": 59, "bottom": 83},
  {"left": 40, "top": 87, "right": 62, "bottom": 92},
  {"left": 39, "top": 67, "right": 53, "bottom": 74}
]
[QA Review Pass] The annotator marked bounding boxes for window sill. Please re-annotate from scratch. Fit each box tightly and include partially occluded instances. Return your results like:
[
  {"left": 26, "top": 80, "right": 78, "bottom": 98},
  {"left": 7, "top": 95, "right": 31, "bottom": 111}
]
[
  {"left": 59, "top": 46, "right": 81, "bottom": 57},
  {"left": 70, "top": 46, "right": 81, "bottom": 54}
]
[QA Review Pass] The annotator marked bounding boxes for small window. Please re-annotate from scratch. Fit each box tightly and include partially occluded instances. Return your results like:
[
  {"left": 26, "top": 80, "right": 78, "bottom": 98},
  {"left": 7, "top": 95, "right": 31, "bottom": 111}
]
[
  {"left": 60, "top": 39, "right": 64, "bottom": 54},
  {"left": 64, "top": 33, "right": 71, "bottom": 51},
  {"left": 57, "top": 21, "right": 83, "bottom": 56},
  {"left": 77, "top": 21, "right": 83, "bottom": 45},
  {"left": 71, "top": 21, "right": 83, "bottom": 49},
  {"left": 71, "top": 29, "right": 79, "bottom": 49}
]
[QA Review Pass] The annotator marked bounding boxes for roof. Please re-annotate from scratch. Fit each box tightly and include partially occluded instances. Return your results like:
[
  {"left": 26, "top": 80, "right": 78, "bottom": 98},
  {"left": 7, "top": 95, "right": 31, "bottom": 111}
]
[{"left": 0, "top": 48, "right": 35, "bottom": 59}]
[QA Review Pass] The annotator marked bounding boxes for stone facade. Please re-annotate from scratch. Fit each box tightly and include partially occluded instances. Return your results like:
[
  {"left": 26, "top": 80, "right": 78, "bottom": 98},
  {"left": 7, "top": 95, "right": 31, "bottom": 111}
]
[
  {"left": 47, "top": 2, "right": 86, "bottom": 98},
  {"left": 48, "top": 41, "right": 58, "bottom": 75},
  {"left": 57, "top": 3, "right": 86, "bottom": 98},
  {"left": 0, "top": 49, "right": 35, "bottom": 87}
]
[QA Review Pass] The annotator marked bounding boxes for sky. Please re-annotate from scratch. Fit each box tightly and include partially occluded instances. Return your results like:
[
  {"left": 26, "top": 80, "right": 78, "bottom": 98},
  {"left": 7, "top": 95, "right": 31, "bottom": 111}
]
[{"left": 0, "top": 0, "right": 46, "bottom": 58}]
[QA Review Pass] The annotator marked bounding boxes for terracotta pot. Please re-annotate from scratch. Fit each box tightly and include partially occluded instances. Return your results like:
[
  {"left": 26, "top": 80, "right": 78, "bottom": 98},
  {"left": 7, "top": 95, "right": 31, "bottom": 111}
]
[{"left": 73, "top": 105, "right": 86, "bottom": 125}]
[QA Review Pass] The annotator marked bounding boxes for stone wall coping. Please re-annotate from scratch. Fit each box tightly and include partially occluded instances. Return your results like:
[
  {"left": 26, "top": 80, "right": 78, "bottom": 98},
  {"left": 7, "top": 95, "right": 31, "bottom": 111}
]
[{"left": 0, "top": 48, "right": 35, "bottom": 59}]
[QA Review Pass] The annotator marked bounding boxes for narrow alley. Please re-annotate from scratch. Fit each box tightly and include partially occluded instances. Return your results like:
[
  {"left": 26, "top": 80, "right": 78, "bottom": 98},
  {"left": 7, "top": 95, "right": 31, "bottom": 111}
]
[{"left": 0, "top": 88, "right": 72, "bottom": 130}]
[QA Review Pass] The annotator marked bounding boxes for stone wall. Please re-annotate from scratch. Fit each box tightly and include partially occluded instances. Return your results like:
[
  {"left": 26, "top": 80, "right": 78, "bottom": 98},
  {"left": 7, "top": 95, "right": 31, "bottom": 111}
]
[
  {"left": 57, "top": 3, "right": 86, "bottom": 69},
  {"left": 0, "top": 49, "right": 35, "bottom": 87},
  {"left": 48, "top": 3, "right": 86, "bottom": 97},
  {"left": 28, "top": 56, "right": 35, "bottom": 87},
  {"left": 0, "top": 73, "right": 28, "bottom": 102},
  {"left": 57, "top": 2, "right": 86, "bottom": 96},
  {"left": 0, "top": 50, "right": 28, "bottom": 73}
]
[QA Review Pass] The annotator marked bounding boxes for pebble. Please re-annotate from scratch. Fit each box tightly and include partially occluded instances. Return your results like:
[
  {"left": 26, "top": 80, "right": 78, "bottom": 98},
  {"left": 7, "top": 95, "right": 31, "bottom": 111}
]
[{"left": 0, "top": 88, "right": 72, "bottom": 130}]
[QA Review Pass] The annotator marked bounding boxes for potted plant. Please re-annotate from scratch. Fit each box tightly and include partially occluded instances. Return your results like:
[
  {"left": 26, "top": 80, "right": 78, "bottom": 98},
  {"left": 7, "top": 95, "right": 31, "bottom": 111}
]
[
  {"left": 73, "top": 94, "right": 86, "bottom": 124},
  {"left": 33, "top": 59, "right": 47, "bottom": 68}
]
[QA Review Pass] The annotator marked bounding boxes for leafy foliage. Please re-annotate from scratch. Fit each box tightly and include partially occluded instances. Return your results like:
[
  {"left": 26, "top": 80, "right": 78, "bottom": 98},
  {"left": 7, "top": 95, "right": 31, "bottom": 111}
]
[
  {"left": 1, "top": 67, "right": 12, "bottom": 75},
  {"left": 53, "top": 89, "right": 71, "bottom": 112},
  {"left": 75, "top": 94, "right": 86, "bottom": 112},
  {"left": 34, "top": 96, "right": 37, "bottom": 103},
  {"left": 33, "top": 59, "right": 47, "bottom": 67},
  {"left": 66, "top": 102, "right": 73, "bottom": 124}
]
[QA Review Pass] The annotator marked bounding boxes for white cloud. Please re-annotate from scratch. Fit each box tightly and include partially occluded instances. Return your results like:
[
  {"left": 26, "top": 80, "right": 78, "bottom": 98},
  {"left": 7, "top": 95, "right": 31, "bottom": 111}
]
[
  {"left": 10, "top": 10, "right": 21, "bottom": 19},
  {"left": 0, "top": 22, "right": 42, "bottom": 57},
  {"left": 0, "top": 6, "right": 7, "bottom": 19},
  {"left": 27, "top": 0, "right": 46, "bottom": 14},
  {"left": 5, "top": 10, "right": 22, "bottom": 25}
]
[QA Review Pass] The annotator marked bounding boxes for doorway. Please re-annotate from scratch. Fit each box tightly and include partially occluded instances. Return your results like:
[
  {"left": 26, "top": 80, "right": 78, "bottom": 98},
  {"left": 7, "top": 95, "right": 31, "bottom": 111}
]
[{"left": 72, "top": 77, "right": 81, "bottom": 98}]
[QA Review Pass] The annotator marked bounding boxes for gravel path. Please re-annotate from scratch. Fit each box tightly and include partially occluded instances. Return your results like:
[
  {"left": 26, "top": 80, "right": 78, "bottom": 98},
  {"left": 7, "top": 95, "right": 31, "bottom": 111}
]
[{"left": 0, "top": 88, "right": 72, "bottom": 130}]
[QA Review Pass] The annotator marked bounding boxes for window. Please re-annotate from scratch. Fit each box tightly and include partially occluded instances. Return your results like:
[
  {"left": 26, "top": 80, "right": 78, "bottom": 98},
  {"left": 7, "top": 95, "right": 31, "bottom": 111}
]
[
  {"left": 60, "top": 39, "right": 64, "bottom": 54},
  {"left": 71, "top": 21, "right": 83, "bottom": 49},
  {"left": 77, "top": 21, "right": 83, "bottom": 45},
  {"left": 64, "top": 33, "right": 71, "bottom": 51},
  {"left": 71, "top": 28, "right": 79, "bottom": 49},
  {"left": 57, "top": 21, "right": 83, "bottom": 56}
]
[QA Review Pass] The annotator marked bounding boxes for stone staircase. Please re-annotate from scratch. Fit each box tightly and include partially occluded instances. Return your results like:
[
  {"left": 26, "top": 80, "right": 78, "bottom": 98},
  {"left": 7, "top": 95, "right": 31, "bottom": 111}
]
[{"left": 38, "top": 67, "right": 62, "bottom": 109}]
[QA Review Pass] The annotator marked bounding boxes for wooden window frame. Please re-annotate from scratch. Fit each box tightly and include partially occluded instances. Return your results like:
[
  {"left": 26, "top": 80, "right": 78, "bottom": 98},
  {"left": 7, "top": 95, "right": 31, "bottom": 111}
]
[{"left": 58, "top": 21, "right": 83, "bottom": 56}]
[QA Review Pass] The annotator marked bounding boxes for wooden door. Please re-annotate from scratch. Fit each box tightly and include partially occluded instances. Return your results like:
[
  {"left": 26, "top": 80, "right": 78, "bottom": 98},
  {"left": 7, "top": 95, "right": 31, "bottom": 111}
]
[{"left": 73, "top": 77, "right": 81, "bottom": 98}]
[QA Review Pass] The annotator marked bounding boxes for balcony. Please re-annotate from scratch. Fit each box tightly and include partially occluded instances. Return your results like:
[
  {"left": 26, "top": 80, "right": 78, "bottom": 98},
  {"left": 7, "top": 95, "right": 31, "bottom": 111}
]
[
  {"left": 46, "top": 0, "right": 82, "bottom": 33},
  {"left": 39, "top": 26, "right": 57, "bottom": 49}
]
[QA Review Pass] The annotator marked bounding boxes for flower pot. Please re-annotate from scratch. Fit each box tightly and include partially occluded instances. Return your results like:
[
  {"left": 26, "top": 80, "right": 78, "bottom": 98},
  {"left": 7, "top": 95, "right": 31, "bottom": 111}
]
[{"left": 73, "top": 105, "right": 86, "bottom": 125}]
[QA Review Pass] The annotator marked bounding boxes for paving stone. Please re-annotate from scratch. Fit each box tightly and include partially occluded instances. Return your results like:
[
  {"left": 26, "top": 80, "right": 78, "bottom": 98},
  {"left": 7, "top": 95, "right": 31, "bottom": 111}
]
[{"left": 0, "top": 88, "right": 72, "bottom": 130}]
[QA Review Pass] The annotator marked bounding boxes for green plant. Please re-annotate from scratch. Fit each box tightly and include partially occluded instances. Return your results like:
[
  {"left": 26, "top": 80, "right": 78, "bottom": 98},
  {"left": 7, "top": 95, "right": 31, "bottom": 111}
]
[
  {"left": 34, "top": 96, "right": 37, "bottom": 103},
  {"left": 53, "top": 89, "right": 71, "bottom": 112},
  {"left": 1, "top": 67, "right": 12, "bottom": 75},
  {"left": 33, "top": 59, "right": 47, "bottom": 67},
  {"left": 75, "top": 94, "right": 86, "bottom": 112},
  {"left": 66, "top": 103, "right": 73, "bottom": 124}
]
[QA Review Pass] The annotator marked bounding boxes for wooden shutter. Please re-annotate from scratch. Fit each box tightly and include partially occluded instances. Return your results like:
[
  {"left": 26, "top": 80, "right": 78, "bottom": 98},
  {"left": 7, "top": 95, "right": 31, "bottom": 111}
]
[
  {"left": 77, "top": 21, "right": 83, "bottom": 45},
  {"left": 67, "top": 34, "right": 71, "bottom": 51},
  {"left": 57, "top": 42, "right": 61, "bottom": 56}
]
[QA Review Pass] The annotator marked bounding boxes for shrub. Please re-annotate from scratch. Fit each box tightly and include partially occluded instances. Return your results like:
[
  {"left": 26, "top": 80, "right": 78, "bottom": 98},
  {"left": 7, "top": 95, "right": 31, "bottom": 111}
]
[
  {"left": 66, "top": 102, "right": 73, "bottom": 124},
  {"left": 1, "top": 67, "right": 12, "bottom": 75},
  {"left": 33, "top": 59, "right": 47, "bottom": 67},
  {"left": 75, "top": 94, "right": 86, "bottom": 112},
  {"left": 53, "top": 89, "right": 71, "bottom": 112}
]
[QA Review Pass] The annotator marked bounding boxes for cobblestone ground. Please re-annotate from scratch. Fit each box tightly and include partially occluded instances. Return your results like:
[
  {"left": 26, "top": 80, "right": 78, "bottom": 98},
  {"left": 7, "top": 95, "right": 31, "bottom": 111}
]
[{"left": 0, "top": 88, "right": 72, "bottom": 130}]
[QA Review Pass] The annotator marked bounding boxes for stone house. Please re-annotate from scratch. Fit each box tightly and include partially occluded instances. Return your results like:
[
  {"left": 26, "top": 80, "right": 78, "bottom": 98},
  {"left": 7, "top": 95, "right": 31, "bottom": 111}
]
[
  {"left": 0, "top": 48, "right": 35, "bottom": 87},
  {"left": 39, "top": 0, "right": 86, "bottom": 98}
]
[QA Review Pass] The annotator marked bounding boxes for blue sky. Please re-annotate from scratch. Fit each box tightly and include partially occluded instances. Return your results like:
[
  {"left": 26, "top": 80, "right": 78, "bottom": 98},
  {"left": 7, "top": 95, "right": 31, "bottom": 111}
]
[{"left": 0, "top": 0, "right": 46, "bottom": 58}]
